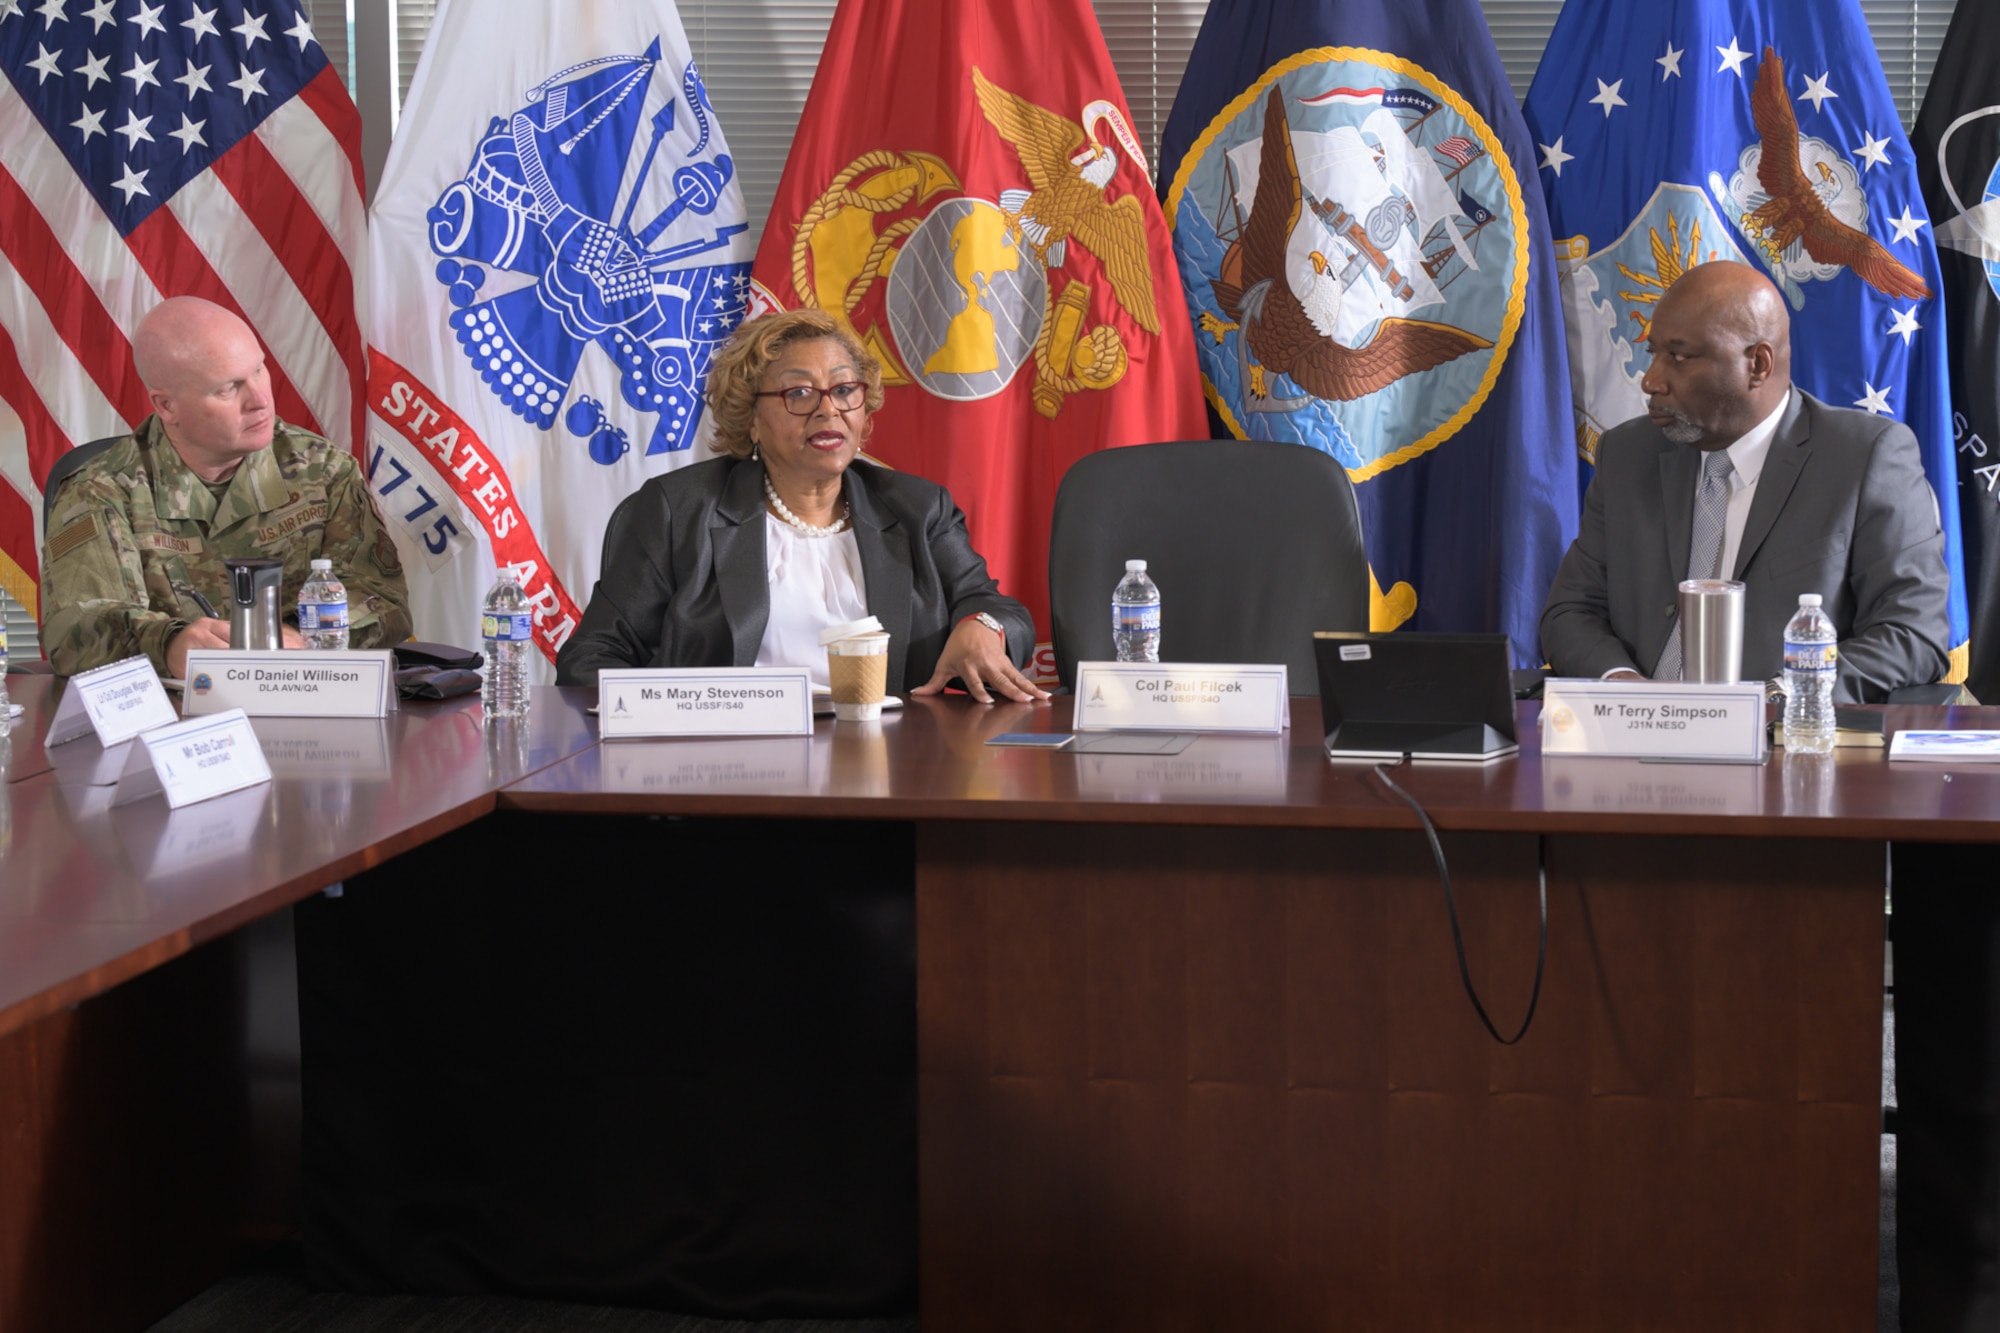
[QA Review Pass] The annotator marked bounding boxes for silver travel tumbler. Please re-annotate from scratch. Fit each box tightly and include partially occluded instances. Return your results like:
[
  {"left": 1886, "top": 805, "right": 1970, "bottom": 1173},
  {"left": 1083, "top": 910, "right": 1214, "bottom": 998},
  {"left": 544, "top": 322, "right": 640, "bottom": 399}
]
[{"left": 1677, "top": 579, "right": 1745, "bottom": 683}]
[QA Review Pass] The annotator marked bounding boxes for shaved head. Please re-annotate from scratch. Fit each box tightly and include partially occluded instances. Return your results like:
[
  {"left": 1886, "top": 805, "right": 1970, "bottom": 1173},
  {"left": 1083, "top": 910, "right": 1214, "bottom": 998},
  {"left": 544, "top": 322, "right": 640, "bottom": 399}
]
[
  {"left": 1639, "top": 261, "right": 1793, "bottom": 450},
  {"left": 132, "top": 297, "right": 276, "bottom": 479}
]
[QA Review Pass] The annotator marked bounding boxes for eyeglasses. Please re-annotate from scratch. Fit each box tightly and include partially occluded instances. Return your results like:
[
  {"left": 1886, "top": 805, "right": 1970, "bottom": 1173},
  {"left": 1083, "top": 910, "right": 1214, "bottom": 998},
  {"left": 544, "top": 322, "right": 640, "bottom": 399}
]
[{"left": 755, "top": 382, "right": 868, "bottom": 416}]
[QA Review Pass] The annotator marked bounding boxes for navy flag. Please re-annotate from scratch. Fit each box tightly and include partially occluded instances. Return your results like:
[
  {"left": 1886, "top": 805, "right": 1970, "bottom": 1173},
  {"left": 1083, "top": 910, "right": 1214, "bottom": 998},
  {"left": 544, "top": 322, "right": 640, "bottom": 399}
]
[
  {"left": 1915, "top": 2, "right": 2000, "bottom": 702},
  {"left": 1159, "top": 0, "right": 1577, "bottom": 666},
  {"left": 1525, "top": 0, "right": 1971, "bottom": 682}
]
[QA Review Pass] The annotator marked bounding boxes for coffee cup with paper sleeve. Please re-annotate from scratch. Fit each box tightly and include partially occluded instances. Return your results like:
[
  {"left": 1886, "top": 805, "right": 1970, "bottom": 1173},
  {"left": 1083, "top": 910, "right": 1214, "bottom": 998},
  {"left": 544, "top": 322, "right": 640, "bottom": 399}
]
[{"left": 820, "top": 617, "right": 891, "bottom": 721}]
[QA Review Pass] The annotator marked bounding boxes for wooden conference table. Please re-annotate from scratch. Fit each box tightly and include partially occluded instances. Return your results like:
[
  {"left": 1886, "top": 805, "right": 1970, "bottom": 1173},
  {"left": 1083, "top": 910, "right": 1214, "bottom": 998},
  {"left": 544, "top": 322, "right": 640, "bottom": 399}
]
[{"left": 7, "top": 674, "right": 2000, "bottom": 1330}]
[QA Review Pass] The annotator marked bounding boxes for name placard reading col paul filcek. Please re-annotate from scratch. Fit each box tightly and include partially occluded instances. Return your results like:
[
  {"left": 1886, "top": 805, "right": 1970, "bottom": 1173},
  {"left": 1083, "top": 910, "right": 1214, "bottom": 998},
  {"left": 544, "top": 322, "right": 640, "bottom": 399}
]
[
  {"left": 1071, "top": 662, "right": 1289, "bottom": 733},
  {"left": 181, "top": 650, "right": 395, "bottom": 719},
  {"left": 599, "top": 668, "right": 815, "bottom": 739},
  {"left": 1540, "top": 679, "right": 1767, "bottom": 763}
]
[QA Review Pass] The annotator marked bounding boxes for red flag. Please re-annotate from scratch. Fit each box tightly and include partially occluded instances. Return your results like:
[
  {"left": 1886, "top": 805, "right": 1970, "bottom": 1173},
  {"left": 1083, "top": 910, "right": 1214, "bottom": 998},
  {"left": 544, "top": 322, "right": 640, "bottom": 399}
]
[
  {"left": 748, "top": 0, "right": 1207, "bottom": 678},
  {"left": 0, "top": 1, "right": 367, "bottom": 626}
]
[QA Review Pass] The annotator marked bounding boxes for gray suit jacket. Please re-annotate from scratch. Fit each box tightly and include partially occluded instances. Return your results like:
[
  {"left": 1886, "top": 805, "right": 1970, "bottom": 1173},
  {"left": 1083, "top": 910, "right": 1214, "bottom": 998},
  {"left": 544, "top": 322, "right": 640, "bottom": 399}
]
[
  {"left": 1540, "top": 390, "right": 1950, "bottom": 703},
  {"left": 555, "top": 456, "right": 1035, "bottom": 691}
]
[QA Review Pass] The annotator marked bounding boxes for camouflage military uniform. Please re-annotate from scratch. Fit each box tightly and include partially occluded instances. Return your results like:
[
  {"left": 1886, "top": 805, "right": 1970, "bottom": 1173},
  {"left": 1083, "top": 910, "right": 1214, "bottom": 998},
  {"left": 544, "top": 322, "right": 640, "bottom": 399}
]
[{"left": 40, "top": 416, "right": 412, "bottom": 676}]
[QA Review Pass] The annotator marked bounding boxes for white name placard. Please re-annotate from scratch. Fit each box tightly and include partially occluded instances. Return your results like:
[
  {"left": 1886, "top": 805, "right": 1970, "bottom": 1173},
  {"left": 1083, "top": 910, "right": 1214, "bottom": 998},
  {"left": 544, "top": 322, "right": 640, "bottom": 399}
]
[
  {"left": 112, "top": 708, "right": 273, "bottom": 808},
  {"left": 45, "top": 654, "right": 178, "bottom": 747},
  {"left": 1071, "top": 662, "right": 1289, "bottom": 733},
  {"left": 598, "top": 668, "right": 815, "bottom": 738},
  {"left": 1540, "top": 679, "right": 1767, "bottom": 763},
  {"left": 181, "top": 650, "right": 395, "bottom": 718}
]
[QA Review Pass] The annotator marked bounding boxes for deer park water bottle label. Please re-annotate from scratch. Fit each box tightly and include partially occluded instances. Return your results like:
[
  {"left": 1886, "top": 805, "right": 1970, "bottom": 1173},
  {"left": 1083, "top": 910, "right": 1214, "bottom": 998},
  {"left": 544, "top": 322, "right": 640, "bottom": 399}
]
[{"left": 484, "top": 611, "right": 534, "bottom": 641}]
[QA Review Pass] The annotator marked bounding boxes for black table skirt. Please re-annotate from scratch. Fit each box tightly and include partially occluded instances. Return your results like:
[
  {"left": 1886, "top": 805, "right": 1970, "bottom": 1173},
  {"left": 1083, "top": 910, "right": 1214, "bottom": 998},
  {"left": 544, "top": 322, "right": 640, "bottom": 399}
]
[{"left": 295, "top": 812, "right": 916, "bottom": 1318}]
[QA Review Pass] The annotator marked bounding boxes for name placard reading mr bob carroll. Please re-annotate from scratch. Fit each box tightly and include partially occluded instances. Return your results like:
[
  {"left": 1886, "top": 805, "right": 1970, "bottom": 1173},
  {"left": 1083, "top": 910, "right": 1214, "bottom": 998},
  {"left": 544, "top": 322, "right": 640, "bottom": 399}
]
[
  {"left": 181, "top": 650, "right": 395, "bottom": 719},
  {"left": 1540, "top": 679, "right": 1767, "bottom": 763},
  {"left": 1071, "top": 663, "right": 1289, "bottom": 734},
  {"left": 599, "top": 669, "right": 815, "bottom": 739}
]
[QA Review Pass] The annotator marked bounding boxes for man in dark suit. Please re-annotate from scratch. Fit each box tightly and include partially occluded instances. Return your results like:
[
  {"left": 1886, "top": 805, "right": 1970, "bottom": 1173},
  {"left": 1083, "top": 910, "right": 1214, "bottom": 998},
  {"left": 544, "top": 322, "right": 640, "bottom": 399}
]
[{"left": 1540, "top": 261, "right": 1950, "bottom": 701}]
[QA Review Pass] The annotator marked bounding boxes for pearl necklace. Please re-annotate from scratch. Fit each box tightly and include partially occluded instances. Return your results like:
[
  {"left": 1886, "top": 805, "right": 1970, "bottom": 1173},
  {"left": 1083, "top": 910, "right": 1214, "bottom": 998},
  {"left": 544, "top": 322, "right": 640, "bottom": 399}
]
[{"left": 764, "top": 472, "right": 849, "bottom": 537}]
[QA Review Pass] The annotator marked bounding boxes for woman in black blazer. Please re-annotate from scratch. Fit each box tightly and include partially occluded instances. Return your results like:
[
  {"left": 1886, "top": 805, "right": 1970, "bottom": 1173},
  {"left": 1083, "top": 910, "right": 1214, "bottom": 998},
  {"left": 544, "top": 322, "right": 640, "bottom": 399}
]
[{"left": 555, "top": 308, "right": 1045, "bottom": 702}]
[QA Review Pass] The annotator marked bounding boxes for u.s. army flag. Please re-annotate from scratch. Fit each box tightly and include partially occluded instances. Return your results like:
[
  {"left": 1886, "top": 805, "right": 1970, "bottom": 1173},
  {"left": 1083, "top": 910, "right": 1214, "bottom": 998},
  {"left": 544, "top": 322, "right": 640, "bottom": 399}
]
[{"left": 365, "top": 0, "right": 752, "bottom": 670}]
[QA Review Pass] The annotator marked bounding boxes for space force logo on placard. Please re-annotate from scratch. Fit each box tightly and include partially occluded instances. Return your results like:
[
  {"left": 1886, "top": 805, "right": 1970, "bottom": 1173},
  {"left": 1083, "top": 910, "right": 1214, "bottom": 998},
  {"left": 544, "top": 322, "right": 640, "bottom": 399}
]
[
  {"left": 1164, "top": 48, "right": 1530, "bottom": 479},
  {"left": 425, "top": 40, "right": 751, "bottom": 463}
]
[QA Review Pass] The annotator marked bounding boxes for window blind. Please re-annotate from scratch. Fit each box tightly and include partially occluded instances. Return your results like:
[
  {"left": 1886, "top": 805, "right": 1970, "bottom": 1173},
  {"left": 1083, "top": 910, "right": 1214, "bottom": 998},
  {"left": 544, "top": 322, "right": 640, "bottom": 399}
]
[
  {"left": 306, "top": 0, "right": 355, "bottom": 94},
  {"left": 393, "top": 0, "right": 436, "bottom": 112},
  {"left": 1094, "top": 0, "right": 1211, "bottom": 181}
]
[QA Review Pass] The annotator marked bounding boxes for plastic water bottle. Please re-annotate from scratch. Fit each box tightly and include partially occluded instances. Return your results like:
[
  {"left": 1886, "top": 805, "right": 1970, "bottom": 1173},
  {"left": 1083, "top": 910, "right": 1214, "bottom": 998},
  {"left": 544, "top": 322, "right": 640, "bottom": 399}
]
[
  {"left": 1782, "top": 593, "right": 1837, "bottom": 754},
  {"left": 0, "top": 604, "right": 10, "bottom": 715},
  {"left": 297, "top": 558, "right": 350, "bottom": 650},
  {"left": 1112, "top": 559, "right": 1160, "bottom": 663},
  {"left": 482, "top": 565, "right": 533, "bottom": 719}
]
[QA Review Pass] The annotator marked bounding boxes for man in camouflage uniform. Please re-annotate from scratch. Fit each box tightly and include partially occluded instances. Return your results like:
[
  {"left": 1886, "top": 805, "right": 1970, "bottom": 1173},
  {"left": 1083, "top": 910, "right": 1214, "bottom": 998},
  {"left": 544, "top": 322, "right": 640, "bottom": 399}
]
[{"left": 40, "top": 297, "right": 410, "bottom": 677}]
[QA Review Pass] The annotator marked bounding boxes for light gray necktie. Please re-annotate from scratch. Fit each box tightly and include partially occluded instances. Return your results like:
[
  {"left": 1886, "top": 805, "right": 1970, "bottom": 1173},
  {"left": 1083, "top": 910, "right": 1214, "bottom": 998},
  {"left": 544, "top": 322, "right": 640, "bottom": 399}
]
[{"left": 1653, "top": 449, "right": 1735, "bottom": 679}]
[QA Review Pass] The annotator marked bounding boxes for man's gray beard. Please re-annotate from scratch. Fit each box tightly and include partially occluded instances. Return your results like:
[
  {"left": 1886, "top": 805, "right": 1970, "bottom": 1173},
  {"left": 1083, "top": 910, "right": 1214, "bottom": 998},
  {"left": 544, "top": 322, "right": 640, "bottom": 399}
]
[{"left": 1658, "top": 412, "right": 1705, "bottom": 445}]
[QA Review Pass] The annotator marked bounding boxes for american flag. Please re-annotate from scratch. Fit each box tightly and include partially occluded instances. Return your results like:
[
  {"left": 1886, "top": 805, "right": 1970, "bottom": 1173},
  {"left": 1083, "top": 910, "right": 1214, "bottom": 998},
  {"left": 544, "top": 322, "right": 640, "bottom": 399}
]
[
  {"left": 1435, "top": 135, "right": 1479, "bottom": 168},
  {"left": 0, "top": 0, "right": 364, "bottom": 623}
]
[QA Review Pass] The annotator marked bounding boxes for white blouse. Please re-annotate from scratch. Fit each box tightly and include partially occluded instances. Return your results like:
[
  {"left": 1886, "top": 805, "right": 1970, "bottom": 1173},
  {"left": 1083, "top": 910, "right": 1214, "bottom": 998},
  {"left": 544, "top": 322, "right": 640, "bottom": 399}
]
[{"left": 753, "top": 513, "right": 870, "bottom": 688}]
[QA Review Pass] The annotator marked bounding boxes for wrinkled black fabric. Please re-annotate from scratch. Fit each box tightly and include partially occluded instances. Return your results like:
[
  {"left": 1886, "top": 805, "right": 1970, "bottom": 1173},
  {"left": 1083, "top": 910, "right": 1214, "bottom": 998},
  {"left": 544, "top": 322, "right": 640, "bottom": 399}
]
[{"left": 297, "top": 813, "right": 916, "bottom": 1318}]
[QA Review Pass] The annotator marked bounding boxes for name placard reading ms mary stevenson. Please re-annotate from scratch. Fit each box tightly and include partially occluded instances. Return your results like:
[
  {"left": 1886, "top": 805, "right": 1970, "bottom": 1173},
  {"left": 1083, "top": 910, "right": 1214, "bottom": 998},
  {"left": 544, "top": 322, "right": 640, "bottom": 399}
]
[
  {"left": 182, "top": 650, "right": 395, "bottom": 718},
  {"left": 598, "top": 669, "right": 815, "bottom": 738}
]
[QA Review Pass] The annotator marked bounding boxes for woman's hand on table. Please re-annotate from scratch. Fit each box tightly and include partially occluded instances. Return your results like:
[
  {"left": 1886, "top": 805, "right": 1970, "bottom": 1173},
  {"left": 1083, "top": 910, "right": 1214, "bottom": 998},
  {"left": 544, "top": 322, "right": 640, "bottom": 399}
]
[{"left": 913, "top": 617, "right": 1050, "bottom": 704}]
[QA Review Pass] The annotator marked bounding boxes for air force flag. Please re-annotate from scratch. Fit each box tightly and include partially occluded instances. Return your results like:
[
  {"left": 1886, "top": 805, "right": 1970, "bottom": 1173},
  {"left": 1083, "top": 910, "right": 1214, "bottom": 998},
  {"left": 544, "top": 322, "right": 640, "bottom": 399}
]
[
  {"left": 365, "top": 0, "right": 751, "bottom": 671},
  {"left": 1525, "top": 0, "right": 1971, "bottom": 678},
  {"left": 1159, "top": 0, "right": 1578, "bottom": 667}
]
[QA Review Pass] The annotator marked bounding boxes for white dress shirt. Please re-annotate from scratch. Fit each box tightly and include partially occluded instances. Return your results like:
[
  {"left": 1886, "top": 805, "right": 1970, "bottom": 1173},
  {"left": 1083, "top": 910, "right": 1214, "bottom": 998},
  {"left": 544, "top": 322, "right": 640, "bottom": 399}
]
[
  {"left": 754, "top": 513, "right": 870, "bottom": 688},
  {"left": 1705, "top": 389, "right": 1790, "bottom": 581}
]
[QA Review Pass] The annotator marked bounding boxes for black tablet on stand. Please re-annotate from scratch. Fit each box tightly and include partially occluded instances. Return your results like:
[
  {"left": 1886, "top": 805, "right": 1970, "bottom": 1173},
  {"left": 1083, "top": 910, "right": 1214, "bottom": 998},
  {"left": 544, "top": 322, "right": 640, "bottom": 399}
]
[{"left": 1312, "top": 632, "right": 1519, "bottom": 762}]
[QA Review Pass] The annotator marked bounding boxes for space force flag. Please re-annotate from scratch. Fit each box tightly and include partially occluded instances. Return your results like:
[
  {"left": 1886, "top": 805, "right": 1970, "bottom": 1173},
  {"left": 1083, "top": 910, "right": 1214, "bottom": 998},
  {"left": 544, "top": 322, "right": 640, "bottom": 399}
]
[
  {"left": 1159, "top": 0, "right": 1578, "bottom": 666},
  {"left": 366, "top": 0, "right": 751, "bottom": 669},
  {"left": 1525, "top": 0, "right": 1971, "bottom": 680},
  {"left": 0, "top": 0, "right": 366, "bottom": 623},
  {"left": 1916, "top": 2, "right": 2000, "bottom": 701},
  {"left": 746, "top": 0, "right": 1208, "bottom": 676}
]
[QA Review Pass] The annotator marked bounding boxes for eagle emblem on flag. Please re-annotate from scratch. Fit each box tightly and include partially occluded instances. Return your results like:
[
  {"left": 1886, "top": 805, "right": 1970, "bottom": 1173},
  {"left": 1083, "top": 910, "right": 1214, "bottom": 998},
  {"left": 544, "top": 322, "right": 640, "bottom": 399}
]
[{"left": 758, "top": 67, "right": 1160, "bottom": 419}]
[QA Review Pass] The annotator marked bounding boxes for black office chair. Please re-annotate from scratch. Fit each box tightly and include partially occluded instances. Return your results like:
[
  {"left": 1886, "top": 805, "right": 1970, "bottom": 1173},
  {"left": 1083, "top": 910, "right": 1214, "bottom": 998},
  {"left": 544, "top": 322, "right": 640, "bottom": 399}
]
[
  {"left": 1047, "top": 439, "right": 1370, "bottom": 694},
  {"left": 40, "top": 434, "right": 126, "bottom": 532}
]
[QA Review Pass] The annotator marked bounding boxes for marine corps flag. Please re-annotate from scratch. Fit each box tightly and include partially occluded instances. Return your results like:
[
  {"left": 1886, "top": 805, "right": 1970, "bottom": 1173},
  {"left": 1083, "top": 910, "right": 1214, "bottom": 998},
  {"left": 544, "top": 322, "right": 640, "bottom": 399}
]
[
  {"left": 746, "top": 0, "right": 1207, "bottom": 673},
  {"left": 1525, "top": 0, "right": 1971, "bottom": 679},
  {"left": 1915, "top": 2, "right": 2000, "bottom": 702},
  {"left": 1158, "top": 0, "right": 1578, "bottom": 665},
  {"left": 367, "top": 0, "right": 751, "bottom": 669}
]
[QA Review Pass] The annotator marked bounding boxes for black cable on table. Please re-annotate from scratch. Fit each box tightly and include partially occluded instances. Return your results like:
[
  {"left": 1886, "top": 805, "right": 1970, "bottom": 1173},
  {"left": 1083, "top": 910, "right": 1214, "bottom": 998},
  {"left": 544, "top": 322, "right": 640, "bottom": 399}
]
[{"left": 1371, "top": 757, "right": 1547, "bottom": 1045}]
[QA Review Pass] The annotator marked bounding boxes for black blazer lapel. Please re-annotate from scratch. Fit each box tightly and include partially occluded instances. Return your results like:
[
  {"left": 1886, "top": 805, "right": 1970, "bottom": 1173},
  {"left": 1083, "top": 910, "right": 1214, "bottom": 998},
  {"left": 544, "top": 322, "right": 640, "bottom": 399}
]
[
  {"left": 712, "top": 461, "right": 769, "bottom": 666},
  {"left": 1660, "top": 440, "right": 1698, "bottom": 582},
  {"left": 1732, "top": 394, "right": 1811, "bottom": 579},
  {"left": 848, "top": 468, "right": 915, "bottom": 692}
]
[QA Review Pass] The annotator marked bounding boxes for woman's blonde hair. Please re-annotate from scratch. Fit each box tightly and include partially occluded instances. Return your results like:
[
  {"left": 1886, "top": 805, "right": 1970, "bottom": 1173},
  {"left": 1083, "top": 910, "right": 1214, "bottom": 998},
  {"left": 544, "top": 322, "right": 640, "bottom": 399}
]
[{"left": 706, "top": 309, "right": 886, "bottom": 460}]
